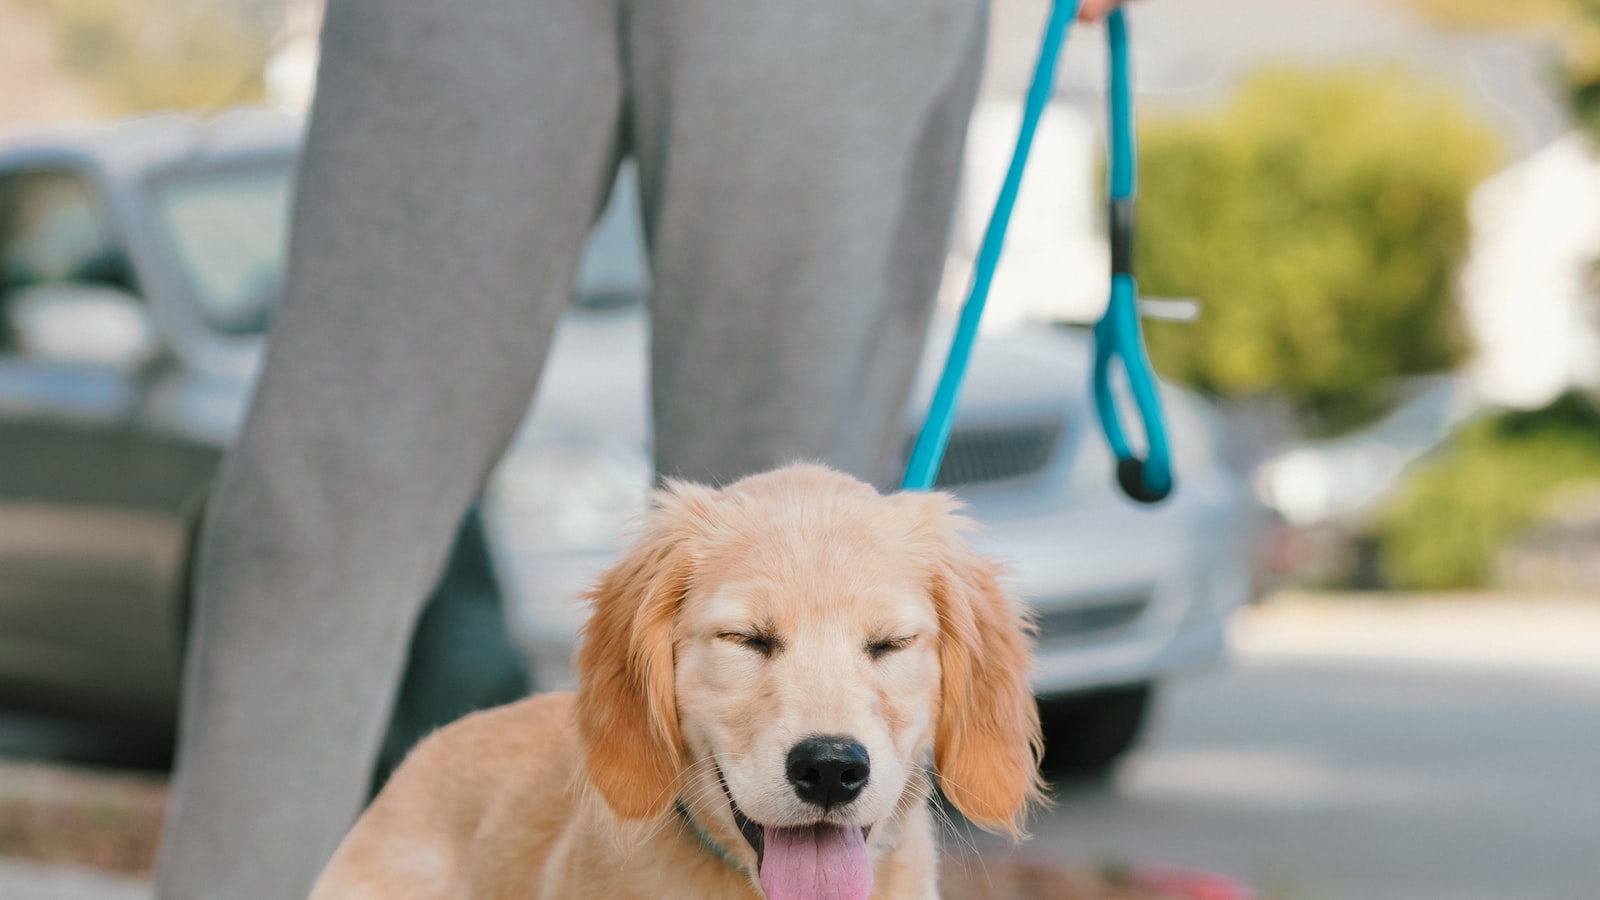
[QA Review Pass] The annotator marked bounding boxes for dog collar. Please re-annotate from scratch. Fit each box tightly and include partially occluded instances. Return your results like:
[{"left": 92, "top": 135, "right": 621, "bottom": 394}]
[{"left": 675, "top": 799, "right": 749, "bottom": 876}]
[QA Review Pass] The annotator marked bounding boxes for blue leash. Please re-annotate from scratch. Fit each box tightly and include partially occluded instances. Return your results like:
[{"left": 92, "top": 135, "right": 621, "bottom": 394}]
[{"left": 901, "top": 3, "right": 1174, "bottom": 504}]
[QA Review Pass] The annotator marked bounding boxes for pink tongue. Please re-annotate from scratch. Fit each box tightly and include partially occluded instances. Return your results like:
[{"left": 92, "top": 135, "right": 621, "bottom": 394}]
[{"left": 758, "top": 824, "right": 873, "bottom": 900}]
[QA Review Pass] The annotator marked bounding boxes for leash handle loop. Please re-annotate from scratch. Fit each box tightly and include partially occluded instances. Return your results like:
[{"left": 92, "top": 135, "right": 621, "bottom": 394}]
[
  {"left": 903, "top": 3, "right": 1174, "bottom": 505},
  {"left": 1092, "top": 8, "right": 1173, "bottom": 503}
]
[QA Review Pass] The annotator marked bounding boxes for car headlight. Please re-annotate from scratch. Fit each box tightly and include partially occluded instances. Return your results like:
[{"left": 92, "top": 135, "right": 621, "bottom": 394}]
[{"left": 487, "top": 440, "right": 651, "bottom": 552}]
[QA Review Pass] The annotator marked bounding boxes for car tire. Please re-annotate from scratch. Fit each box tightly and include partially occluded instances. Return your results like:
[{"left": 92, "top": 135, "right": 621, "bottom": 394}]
[{"left": 1037, "top": 682, "right": 1156, "bottom": 780}]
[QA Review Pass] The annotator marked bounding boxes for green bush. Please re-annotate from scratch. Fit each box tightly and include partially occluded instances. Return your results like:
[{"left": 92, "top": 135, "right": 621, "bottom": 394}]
[
  {"left": 1136, "top": 67, "right": 1500, "bottom": 435},
  {"left": 1375, "top": 392, "right": 1600, "bottom": 590}
]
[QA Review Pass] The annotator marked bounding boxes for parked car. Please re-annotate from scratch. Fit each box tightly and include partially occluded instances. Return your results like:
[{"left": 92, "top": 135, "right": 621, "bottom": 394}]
[{"left": 0, "top": 110, "right": 1261, "bottom": 774}]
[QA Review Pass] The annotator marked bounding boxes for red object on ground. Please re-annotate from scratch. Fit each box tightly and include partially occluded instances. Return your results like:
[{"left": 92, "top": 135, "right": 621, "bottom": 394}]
[{"left": 1130, "top": 864, "right": 1258, "bottom": 900}]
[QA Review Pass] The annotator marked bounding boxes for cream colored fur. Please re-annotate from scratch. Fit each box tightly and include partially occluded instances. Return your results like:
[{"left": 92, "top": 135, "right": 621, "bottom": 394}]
[{"left": 310, "top": 464, "right": 1041, "bottom": 899}]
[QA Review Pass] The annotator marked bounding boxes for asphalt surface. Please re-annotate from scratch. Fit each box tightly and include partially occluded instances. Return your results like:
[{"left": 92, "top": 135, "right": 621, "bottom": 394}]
[
  {"left": 970, "top": 599, "right": 1600, "bottom": 900},
  {"left": 988, "top": 658, "right": 1600, "bottom": 900},
  {"left": 4, "top": 597, "right": 1599, "bottom": 900}
]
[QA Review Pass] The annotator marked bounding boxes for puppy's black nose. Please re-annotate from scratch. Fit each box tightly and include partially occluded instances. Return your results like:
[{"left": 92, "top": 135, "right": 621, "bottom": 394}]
[{"left": 786, "top": 736, "right": 870, "bottom": 809}]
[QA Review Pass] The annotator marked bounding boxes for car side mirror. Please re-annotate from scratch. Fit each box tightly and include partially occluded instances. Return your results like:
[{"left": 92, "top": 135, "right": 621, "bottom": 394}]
[{"left": 7, "top": 283, "right": 159, "bottom": 368}]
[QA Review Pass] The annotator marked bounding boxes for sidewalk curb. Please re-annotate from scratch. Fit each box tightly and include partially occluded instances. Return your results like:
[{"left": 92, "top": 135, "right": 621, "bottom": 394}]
[
  {"left": 1233, "top": 593, "right": 1600, "bottom": 675},
  {"left": 0, "top": 859, "right": 148, "bottom": 900}
]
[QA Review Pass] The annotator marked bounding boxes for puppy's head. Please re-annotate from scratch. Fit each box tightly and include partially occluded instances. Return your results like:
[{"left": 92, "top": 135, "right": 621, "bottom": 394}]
[{"left": 576, "top": 464, "right": 1041, "bottom": 898}]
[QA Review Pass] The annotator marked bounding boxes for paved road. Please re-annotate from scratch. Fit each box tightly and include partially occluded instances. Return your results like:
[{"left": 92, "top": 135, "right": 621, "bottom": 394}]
[
  {"left": 969, "top": 637, "right": 1600, "bottom": 899},
  {"left": 5, "top": 599, "right": 1599, "bottom": 899}
]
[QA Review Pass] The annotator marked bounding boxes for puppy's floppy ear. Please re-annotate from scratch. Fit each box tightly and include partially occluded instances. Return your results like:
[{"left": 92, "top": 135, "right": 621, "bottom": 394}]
[
  {"left": 902, "top": 492, "right": 1043, "bottom": 835},
  {"left": 576, "top": 480, "right": 716, "bottom": 820}
]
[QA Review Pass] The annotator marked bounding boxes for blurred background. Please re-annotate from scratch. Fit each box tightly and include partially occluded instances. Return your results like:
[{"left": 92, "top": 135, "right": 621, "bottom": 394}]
[{"left": 0, "top": 0, "right": 1598, "bottom": 898}]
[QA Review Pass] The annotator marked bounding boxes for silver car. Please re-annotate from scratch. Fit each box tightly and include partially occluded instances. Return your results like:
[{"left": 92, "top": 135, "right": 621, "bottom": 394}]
[{"left": 0, "top": 110, "right": 1259, "bottom": 774}]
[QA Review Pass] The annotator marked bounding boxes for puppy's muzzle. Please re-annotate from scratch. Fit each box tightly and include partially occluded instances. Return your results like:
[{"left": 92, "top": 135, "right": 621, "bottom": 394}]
[{"left": 786, "top": 736, "right": 870, "bottom": 810}]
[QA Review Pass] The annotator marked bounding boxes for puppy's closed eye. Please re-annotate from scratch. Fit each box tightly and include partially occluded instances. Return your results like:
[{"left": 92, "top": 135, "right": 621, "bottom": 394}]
[
  {"left": 866, "top": 634, "right": 917, "bottom": 660},
  {"left": 718, "top": 630, "right": 782, "bottom": 657}
]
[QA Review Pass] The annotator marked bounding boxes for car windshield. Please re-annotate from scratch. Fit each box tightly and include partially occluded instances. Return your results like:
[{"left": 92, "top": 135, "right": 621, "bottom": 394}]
[
  {"left": 147, "top": 158, "right": 293, "bottom": 335},
  {"left": 146, "top": 157, "right": 651, "bottom": 335}
]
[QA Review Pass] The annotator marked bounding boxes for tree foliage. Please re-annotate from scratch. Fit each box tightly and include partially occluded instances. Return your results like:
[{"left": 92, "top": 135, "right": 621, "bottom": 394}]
[
  {"left": 28, "top": 0, "right": 271, "bottom": 114},
  {"left": 1567, "top": 0, "right": 1600, "bottom": 139},
  {"left": 1397, "top": 0, "right": 1572, "bottom": 31},
  {"left": 1136, "top": 67, "right": 1501, "bottom": 435}
]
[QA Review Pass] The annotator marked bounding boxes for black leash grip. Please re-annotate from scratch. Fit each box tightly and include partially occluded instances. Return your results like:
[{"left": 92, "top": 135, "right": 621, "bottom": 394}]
[{"left": 1117, "top": 456, "right": 1173, "bottom": 505}]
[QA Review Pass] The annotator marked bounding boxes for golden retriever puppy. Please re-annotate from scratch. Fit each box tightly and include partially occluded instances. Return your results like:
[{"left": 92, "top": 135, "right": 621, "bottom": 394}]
[{"left": 310, "top": 464, "right": 1041, "bottom": 900}]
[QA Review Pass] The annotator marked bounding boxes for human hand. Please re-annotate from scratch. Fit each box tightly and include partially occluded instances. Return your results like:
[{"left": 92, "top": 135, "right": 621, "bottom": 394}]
[{"left": 1077, "top": 0, "right": 1134, "bottom": 22}]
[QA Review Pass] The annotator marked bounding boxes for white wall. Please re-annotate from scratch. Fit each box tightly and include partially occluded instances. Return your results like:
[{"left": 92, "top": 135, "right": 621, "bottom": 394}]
[{"left": 1460, "top": 133, "right": 1600, "bottom": 409}]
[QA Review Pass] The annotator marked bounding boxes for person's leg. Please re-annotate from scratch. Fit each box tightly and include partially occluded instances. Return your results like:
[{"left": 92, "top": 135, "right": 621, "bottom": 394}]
[
  {"left": 628, "top": 0, "right": 989, "bottom": 488},
  {"left": 154, "top": 0, "right": 624, "bottom": 896},
  {"left": 371, "top": 503, "right": 528, "bottom": 799}
]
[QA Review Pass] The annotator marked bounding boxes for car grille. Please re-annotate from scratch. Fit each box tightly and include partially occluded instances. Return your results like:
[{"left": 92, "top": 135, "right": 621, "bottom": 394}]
[
  {"left": 906, "top": 419, "right": 1065, "bottom": 489},
  {"left": 1034, "top": 589, "right": 1152, "bottom": 643}
]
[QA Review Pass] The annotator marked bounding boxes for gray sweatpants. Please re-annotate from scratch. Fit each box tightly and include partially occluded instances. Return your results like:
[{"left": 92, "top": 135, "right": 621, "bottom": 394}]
[{"left": 154, "top": 0, "right": 988, "bottom": 896}]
